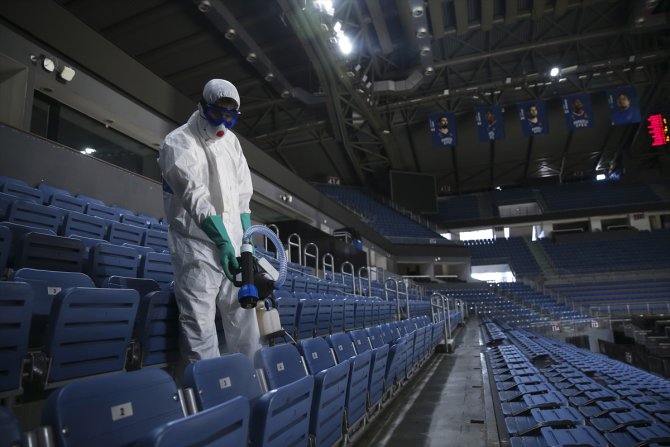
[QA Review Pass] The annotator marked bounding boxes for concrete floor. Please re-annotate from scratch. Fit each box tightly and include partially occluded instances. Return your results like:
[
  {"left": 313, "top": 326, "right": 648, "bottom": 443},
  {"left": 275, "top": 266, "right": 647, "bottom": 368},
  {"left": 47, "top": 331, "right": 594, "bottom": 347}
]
[{"left": 354, "top": 318, "right": 499, "bottom": 447}]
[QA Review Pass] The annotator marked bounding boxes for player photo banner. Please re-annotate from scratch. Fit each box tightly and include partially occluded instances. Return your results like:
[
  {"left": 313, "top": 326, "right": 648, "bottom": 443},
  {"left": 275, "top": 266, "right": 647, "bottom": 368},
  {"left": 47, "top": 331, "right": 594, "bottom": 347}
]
[
  {"left": 429, "top": 112, "right": 458, "bottom": 148},
  {"left": 562, "top": 94, "right": 594, "bottom": 130},
  {"left": 475, "top": 106, "right": 505, "bottom": 142},
  {"left": 518, "top": 100, "right": 549, "bottom": 137},
  {"left": 607, "top": 86, "right": 642, "bottom": 126}
]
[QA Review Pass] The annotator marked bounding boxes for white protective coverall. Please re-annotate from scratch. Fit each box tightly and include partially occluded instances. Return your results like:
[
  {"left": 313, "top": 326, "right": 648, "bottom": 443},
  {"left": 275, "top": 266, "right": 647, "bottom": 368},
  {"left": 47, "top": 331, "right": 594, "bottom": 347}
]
[{"left": 159, "top": 81, "right": 261, "bottom": 363}]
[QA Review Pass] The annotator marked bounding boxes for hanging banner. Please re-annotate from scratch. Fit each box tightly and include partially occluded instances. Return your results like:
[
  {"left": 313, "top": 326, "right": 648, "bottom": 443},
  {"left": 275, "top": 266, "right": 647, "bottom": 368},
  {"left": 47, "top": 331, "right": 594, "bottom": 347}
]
[
  {"left": 607, "top": 86, "right": 642, "bottom": 125},
  {"left": 562, "top": 93, "right": 594, "bottom": 130},
  {"left": 429, "top": 112, "right": 457, "bottom": 147},
  {"left": 474, "top": 106, "right": 505, "bottom": 142},
  {"left": 518, "top": 100, "right": 549, "bottom": 136}
]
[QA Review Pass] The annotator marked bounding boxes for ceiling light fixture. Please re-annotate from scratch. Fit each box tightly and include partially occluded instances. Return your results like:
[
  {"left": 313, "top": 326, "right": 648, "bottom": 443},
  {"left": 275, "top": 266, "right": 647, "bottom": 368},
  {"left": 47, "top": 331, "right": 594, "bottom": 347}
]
[{"left": 549, "top": 67, "right": 560, "bottom": 77}]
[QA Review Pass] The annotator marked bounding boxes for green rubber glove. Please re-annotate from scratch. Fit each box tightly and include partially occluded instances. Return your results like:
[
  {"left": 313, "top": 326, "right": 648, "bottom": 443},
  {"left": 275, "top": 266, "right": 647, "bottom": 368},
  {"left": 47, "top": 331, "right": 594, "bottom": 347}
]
[{"left": 201, "top": 215, "right": 238, "bottom": 281}]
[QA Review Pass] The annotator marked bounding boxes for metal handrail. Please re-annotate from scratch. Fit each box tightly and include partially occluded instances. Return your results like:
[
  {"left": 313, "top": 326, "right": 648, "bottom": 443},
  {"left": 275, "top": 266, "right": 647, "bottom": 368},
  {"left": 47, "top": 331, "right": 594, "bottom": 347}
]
[
  {"left": 322, "top": 252, "right": 335, "bottom": 280},
  {"left": 398, "top": 280, "right": 410, "bottom": 318},
  {"left": 303, "top": 242, "right": 319, "bottom": 275},
  {"left": 358, "top": 266, "right": 372, "bottom": 296},
  {"left": 385, "top": 277, "right": 400, "bottom": 320},
  {"left": 264, "top": 224, "right": 280, "bottom": 255},
  {"left": 341, "top": 261, "right": 356, "bottom": 295},
  {"left": 287, "top": 233, "right": 301, "bottom": 265}
]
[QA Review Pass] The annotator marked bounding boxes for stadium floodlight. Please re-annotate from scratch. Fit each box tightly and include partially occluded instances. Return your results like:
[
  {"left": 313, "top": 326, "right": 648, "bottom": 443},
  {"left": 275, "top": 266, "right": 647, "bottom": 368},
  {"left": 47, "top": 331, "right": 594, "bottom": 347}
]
[
  {"left": 337, "top": 33, "right": 352, "bottom": 54},
  {"left": 596, "top": 173, "right": 606, "bottom": 181},
  {"left": 80, "top": 147, "right": 96, "bottom": 155},
  {"left": 549, "top": 66, "right": 560, "bottom": 77}
]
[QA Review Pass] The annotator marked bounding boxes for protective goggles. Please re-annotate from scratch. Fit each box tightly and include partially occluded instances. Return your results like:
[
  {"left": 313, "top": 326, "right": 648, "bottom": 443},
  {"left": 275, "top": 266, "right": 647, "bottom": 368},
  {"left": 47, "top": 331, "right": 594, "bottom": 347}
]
[{"left": 202, "top": 103, "right": 241, "bottom": 129}]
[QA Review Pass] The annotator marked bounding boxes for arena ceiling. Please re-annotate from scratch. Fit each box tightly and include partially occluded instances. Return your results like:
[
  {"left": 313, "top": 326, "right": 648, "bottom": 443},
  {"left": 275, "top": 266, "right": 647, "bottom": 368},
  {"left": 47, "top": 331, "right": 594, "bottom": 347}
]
[{"left": 54, "top": 0, "right": 670, "bottom": 200}]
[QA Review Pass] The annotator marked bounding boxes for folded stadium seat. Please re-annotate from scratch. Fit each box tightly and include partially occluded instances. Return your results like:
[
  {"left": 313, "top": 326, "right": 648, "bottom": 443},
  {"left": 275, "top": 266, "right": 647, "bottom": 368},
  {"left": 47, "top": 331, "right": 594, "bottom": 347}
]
[
  {"left": 295, "top": 291, "right": 318, "bottom": 340},
  {"left": 501, "top": 391, "right": 569, "bottom": 417},
  {"left": 120, "top": 213, "right": 149, "bottom": 228},
  {"left": 42, "top": 368, "right": 185, "bottom": 447},
  {"left": 310, "top": 292, "right": 333, "bottom": 337},
  {"left": 114, "top": 206, "right": 134, "bottom": 217},
  {"left": 41, "top": 286, "right": 139, "bottom": 386},
  {"left": 348, "top": 329, "right": 388, "bottom": 409},
  {"left": 135, "top": 396, "right": 250, "bottom": 447},
  {"left": 13, "top": 268, "right": 94, "bottom": 340},
  {"left": 329, "top": 294, "right": 345, "bottom": 334},
  {"left": 75, "top": 194, "right": 105, "bottom": 206},
  {"left": 0, "top": 192, "right": 17, "bottom": 220},
  {"left": 353, "top": 299, "right": 365, "bottom": 329},
  {"left": 578, "top": 399, "right": 635, "bottom": 418},
  {"left": 366, "top": 325, "right": 404, "bottom": 393},
  {"left": 292, "top": 275, "right": 307, "bottom": 293},
  {"left": 143, "top": 228, "right": 169, "bottom": 252},
  {"left": 254, "top": 344, "right": 318, "bottom": 447},
  {"left": 85, "top": 201, "right": 120, "bottom": 221},
  {"left": 305, "top": 276, "right": 319, "bottom": 294},
  {"left": 87, "top": 243, "right": 140, "bottom": 286},
  {"left": 0, "top": 406, "right": 23, "bottom": 447},
  {"left": 298, "top": 338, "right": 351, "bottom": 447},
  {"left": 107, "top": 221, "right": 145, "bottom": 246},
  {"left": 15, "top": 232, "right": 84, "bottom": 273},
  {"left": 122, "top": 243, "right": 154, "bottom": 259},
  {"left": 51, "top": 194, "right": 86, "bottom": 214},
  {"left": 0, "top": 175, "right": 25, "bottom": 189},
  {"left": 605, "top": 423, "right": 670, "bottom": 447},
  {"left": 0, "top": 281, "right": 33, "bottom": 399},
  {"left": 140, "top": 252, "right": 174, "bottom": 291},
  {"left": 590, "top": 408, "right": 657, "bottom": 433},
  {"left": 184, "top": 353, "right": 314, "bottom": 447},
  {"left": 274, "top": 290, "right": 298, "bottom": 342},
  {"left": 342, "top": 298, "right": 356, "bottom": 331},
  {"left": 328, "top": 332, "right": 372, "bottom": 433},
  {"left": 138, "top": 214, "right": 160, "bottom": 226},
  {"left": 7, "top": 199, "right": 62, "bottom": 233},
  {"left": 0, "top": 225, "right": 10, "bottom": 274},
  {"left": 1, "top": 180, "right": 43, "bottom": 204},
  {"left": 510, "top": 425, "right": 608, "bottom": 447},
  {"left": 61, "top": 210, "right": 107, "bottom": 239}
]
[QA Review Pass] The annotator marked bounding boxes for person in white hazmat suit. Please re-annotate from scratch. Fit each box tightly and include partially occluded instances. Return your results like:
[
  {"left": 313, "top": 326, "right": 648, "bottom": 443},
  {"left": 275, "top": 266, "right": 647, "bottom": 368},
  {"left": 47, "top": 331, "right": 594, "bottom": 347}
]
[{"left": 159, "top": 79, "right": 261, "bottom": 368}]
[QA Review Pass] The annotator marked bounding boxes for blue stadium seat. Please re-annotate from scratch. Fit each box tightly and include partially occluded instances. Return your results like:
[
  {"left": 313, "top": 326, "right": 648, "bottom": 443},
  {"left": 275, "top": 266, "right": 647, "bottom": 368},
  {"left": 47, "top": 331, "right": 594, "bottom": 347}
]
[
  {"left": 122, "top": 243, "right": 155, "bottom": 258},
  {"left": 0, "top": 192, "right": 17, "bottom": 219},
  {"left": 0, "top": 224, "right": 11, "bottom": 274},
  {"left": 85, "top": 202, "right": 119, "bottom": 221},
  {"left": 121, "top": 213, "right": 150, "bottom": 228},
  {"left": 107, "top": 221, "right": 145, "bottom": 246},
  {"left": 87, "top": 243, "right": 140, "bottom": 286},
  {"left": 183, "top": 353, "right": 263, "bottom": 409},
  {"left": 140, "top": 252, "right": 173, "bottom": 291},
  {"left": 51, "top": 193, "right": 86, "bottom": 213},
  {"left": 143, "top": 229, "right": 169, "bottom": 252},
  {"left": 16, "top": 233, "right": 84, "bottom": 272},
  {"left": 328, "top": 332, "right": 372, "bottom": 431},
  {"left": 0, "top": 281, "right": 33, "bottom": 398},
  {"left": 37, "top": 182, "right": 70, "bottom": 202},
  {"left": 311, "top": 293, "right": 333, "bottom": 336},
  {"left": 349, "top": 329, "right": 388, "bottom": 408},
  {"left": 505, "top": 407, "right": 584, "bottom": 436},
  {"left": 62, "top": 211, "right": 107, "bottom": 239},
  {"left": 295, "top": 292, "right": 317, "bottom": 339},
  {"left": 298, "top": 337, "right": 350, "bottom": 447},
  {"left": 43, "top": 287, "right": 139, "bottom": 385},
  {"left": 8, "top": 200, "right": 61, "bottom": 233},
  {"left": 274, "top": 290, "right": 298, "bottom": 341},
  {"left": 343, "top": 298, "right": 355, "bottom": 331},
  {"left": 42, "top": 368, "right": 184, "bottom": 447},
  {"left": 150, "top": 222, "right": 169, "bottom": 232},
  {"left": 76, "top": 194, "right": 105, "bottom": 206},
  {"left": 135, "top": 396, "right": 250, "bottom": 447},
  {"left": 2, "top": 180, "right": 43, "bottom": 204},
  {"left": 0, "top": 406, "right": 23, "bottom": 447},
  {"left": 136, "top": 291, "right": 179, "bottom": 368},
  {"left": 103, "top": 275, "right": 160, "bottom": 300},
  {"left": 329, "top": 295, "right": 345, "bottom": 333}
]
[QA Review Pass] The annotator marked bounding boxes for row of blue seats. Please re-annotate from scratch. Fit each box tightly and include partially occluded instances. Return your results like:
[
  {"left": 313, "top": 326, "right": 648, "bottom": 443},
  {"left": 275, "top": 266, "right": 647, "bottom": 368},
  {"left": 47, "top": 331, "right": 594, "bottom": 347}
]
[
  {"left": 0, "top": 221, "right": 173, "bottom": 288},
  {"left": 2, "top": 315, "right": 449, "bottom": 447},
  {"left": 0, "top": 175, "right": 164, "bottom": 227},
  {"left": 485, "top": 322, "right": 670, "bottom": 446}
]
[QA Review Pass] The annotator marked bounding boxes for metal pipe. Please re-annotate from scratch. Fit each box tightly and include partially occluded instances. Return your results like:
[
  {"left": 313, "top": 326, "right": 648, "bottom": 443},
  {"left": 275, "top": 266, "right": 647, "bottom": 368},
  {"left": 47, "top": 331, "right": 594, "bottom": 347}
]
[
  {"left": 303, "top": 242, "right": 319, "bottom": 274},
  {"left": 287, "top": 233, "right": 301, "bottom": 265},
  {"left": 322, "top": 252, "right": 335, "bottom": 280}
]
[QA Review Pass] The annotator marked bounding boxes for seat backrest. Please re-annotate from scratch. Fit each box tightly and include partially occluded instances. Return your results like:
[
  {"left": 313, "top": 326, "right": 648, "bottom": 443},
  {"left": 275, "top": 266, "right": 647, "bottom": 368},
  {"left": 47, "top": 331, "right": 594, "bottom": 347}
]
[
  {"left": 0, "top": 225, "right": 11, "bottom": 273},
  {"left": 143, "top": 229, "right": 169, "bottom": 252},
  {"left": 44, "top": 287, "right": 140, "bottom": 384},
  {"left": 255, "top": 343, "right": 307, "bottom": 389},
  {"left": 14, "top": 268, "right": 95, "bottom": 318},
  {"left": 0, "top": 406, "right": 23, "bottom": 447},
  {"left": 140, "top": 252, "right": 173, "bottom": 290},
  {"left": 274, "top": 291, "right": 298, "bottom": 340},
  {"left": 349, "top": 329, "right": 373, "bottom": 353},
  {"left": 104, "top": 275, "right": 160, "bottom": 298},
  {"left": 107, "top": 221, "right": 145, "bottom": 246},
  {"left": 42, "top": 368, "right": 183, "bottom": 447},
  {"left": 137, "top": 291, "right": 179, "bottom": 367},
  {"left": 328, "top": 332, "right": 357, "bottom": 363},
  {"left": 62, "top": 211, "right": 107, "bottom": 239},
  {"left": 121, "top": 213, "right": 150, "bottom": 228},
  {"left": 2, "top": 180, "right": 43, "bottom": 204},
  {"left": 37, "top": 182, "right": 70, "bottom": 202},
  {"left": 8, "top": 200, "right": 61, "bottom": 233},
  {"left": 183, "top": 353, "right": 262, "bottom": 410},
  {"left": 366, "top": 326, "right": 386, "bottom": 349},
  {"left": 135, "top": 396, "right": 250, "bottom": 447},
  {"left": 85, "top": 202, "right": 119, "bottom": 221},
  {"left": 88, "top": 243, "right": 140, "bottom": 286},
  {"left": 299, "top": 337, "right": 337, "bottom": 374},
  {"left": 0, "top": 281, "right": 33, "bottom": 397},
  {"left": 122, "top": 243, "right": 155, "bottom": 258},
  {"left": 17, "top": 233, "right": 84, "bottom": 273}
]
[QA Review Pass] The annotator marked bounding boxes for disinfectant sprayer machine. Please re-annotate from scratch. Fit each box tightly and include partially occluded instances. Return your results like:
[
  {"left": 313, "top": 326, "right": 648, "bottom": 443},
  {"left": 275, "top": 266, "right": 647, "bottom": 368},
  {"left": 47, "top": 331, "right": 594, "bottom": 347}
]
[{"left": 232, "top": 225, "right": 288, "bottom": 342}]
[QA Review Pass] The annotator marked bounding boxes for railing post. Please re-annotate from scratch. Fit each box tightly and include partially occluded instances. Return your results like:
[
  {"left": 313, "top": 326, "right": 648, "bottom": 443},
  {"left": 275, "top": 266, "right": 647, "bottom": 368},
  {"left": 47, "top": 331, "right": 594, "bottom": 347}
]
[
  {"left": 265, "top": 224, "right": 279, "bottom": 254},
  {"left": 303, "top": 242, "right": 319, "bottom": 275},
  {"left": 341, "top": 261, "right": 356, "bottom": 295},
  {"left": 321, "top": 253, "right": 335, "bottom": 280},
  {"left": 287, "top": 233, "right": 301, "bottom": 265}
]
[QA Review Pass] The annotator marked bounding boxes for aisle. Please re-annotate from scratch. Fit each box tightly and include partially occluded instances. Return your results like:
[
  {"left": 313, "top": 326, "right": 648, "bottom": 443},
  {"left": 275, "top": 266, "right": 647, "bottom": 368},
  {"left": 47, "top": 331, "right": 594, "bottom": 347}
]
[{"left": 355, "top": 318, "right": 499, "bottom": 447}]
